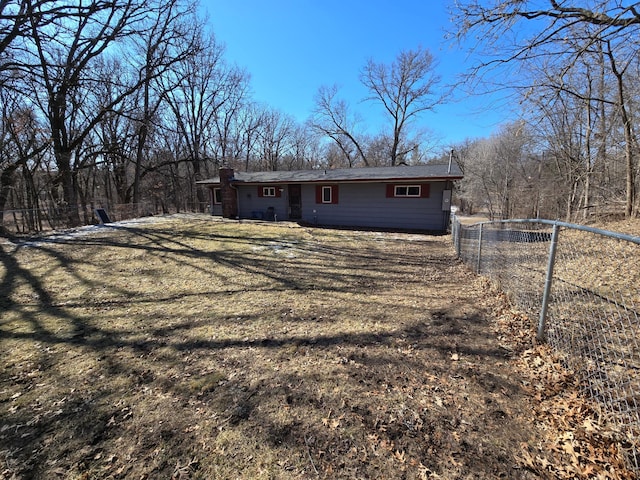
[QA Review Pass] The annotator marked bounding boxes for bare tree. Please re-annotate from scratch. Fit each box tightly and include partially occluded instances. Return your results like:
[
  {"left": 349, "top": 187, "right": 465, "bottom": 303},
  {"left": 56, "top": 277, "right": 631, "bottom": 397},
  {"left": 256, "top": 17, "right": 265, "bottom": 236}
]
[
  {"left": 1, "top": 1, "right": 89, "bottom": 72},
  {"left": 452, "top": 0, "right": 640, "bottom": 216},
  {"left": 255, "top": 109, "right": 295, "bottom": 171},
  {"left": 211, "top": 64, "right": 250, "bottom": 168},
  {"left": 284, "top": 123, "right": 319, "bottom": 171},
  {"left": 164, "top": 33, "right": 230, "bottom": 209},
  {"left": 0, "top": 0, "right": 28, "bottom": 59},
  {"left": 19, "top": 0, "right": 150, "bottom": 225},
  {"left": 10, "top": 0, "right": 202, "bottom": 226},
  {"left": 91, "top": 57, "right": 138, "bottom": 205},
  {"left": 457, "top": 122, "right": 538, "bottom": 220},
  {"left": 310, "top": 84, "right": 369, "bottom": 167},
  {"left": 364, "top": 133, "right": 392, "bottom": 167},
  {"left": 129, "top": 0, "right": 203, "bottom": 207},
  {"left": 603, "top": 38, "right": 637, "bottom": 217},
  {"left": 154, "top": 29, "right": 252, "bottom": 208},
  {"left": 235, "top": 102, "right": 265, "bottom": 172},
  {"left": 360, "top": 46, "right": 442, "bottom": 166},
  {"left": 521, "top": 35, "right": 622, "bottom": 221},
  {"left": 0, "top": 84, "right": 51, "bottom": 229}
]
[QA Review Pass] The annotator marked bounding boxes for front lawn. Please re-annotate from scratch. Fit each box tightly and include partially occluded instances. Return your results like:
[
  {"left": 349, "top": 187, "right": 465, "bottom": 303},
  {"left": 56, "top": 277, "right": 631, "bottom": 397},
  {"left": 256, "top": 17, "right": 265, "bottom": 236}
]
[{"left": 0, "top": 215, "right": 630, "bottom": 478}]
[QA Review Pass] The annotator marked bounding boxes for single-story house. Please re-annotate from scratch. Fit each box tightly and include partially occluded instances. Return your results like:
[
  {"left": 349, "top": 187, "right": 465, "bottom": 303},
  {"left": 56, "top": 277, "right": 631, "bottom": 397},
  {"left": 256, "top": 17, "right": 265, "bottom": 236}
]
[{"left": 196, "top": 164, "right": 463, "bottom": 232}]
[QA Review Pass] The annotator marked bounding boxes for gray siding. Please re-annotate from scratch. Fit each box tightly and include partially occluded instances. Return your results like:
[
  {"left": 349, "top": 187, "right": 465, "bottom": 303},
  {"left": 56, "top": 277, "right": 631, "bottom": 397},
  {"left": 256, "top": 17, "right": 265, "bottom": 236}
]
[
  {"left": 233, "top": 181, "right": 451, "bottom": 231},
  {"left": 299, "top": 182, "right": 449, "bottom": 231},
  {"left": 236, "top": 185, "right": 289, "bottom": 220}
]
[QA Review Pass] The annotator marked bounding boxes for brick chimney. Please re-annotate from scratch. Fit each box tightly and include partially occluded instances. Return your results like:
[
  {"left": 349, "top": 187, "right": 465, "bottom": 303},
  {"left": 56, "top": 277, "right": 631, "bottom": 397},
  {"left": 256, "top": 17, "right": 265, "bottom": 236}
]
[{"left": 219, "top": 166, "right": 238, "bottom": 218}]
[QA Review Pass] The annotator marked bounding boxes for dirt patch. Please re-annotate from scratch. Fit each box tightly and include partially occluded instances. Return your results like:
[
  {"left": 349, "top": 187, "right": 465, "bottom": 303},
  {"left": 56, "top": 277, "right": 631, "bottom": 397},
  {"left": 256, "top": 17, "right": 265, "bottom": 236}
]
[{"left": 0, "top": 215, "right": 633, "bottom": 478}]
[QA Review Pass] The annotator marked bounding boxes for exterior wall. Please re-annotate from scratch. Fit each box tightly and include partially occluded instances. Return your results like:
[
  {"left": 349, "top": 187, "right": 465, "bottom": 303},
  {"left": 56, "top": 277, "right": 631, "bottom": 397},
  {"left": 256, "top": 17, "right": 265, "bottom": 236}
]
[
  {"left": 234, "top": 181, "right": 451, "bottom": 231},
  {"left": 236, "top": 185, "right": 290, "bottom": 220},
  {"left": 299, "top": 182, "right": 450, "bottom": 231}
]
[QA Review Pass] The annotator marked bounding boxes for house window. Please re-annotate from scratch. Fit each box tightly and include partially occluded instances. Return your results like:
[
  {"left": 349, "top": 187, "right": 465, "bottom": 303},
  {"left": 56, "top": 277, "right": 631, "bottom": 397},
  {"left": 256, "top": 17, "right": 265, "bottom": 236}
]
[
  {"left": 213, "top": 188, "right": 222, "bottom": 204},
  {"left": 322, "top": 186, "right": 332, "bottom": 203},
  {"left": 394, "top": 185, "right": 421, "bottom": 197},
  {"left": 257, "top": 186, "right": 282, "bottom": 198},
  {"left": 262, "top": 186, "right": 276, "bottom": 197},
  {"left": 315, "top": 185, "right": 339, "bottom": 204},
  {"left": 386, "top": 184, "right": 430, "bottom": 198}
]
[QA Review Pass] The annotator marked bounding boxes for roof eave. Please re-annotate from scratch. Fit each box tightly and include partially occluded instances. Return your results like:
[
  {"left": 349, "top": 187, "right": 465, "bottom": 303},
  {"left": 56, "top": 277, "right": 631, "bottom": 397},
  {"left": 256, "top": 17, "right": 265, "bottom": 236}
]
[
  {"left": 230, "top": 176, "right": 462, "bottom": 185},
  {"left": 195, "top": 172, "right": 463, "bottom": 186}
]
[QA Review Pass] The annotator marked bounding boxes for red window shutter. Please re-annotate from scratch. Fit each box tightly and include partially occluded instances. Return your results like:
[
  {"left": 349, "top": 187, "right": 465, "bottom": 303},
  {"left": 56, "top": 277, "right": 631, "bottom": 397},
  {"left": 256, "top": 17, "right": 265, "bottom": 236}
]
[
  {"left": 315, "top": 185, "right": 322, "bottom": 204},
  {"left": 421, "top": 184, "right": 430, "bottom": 198},
  {"left": 275, "top": 187, "right": 282, "bottom": 198},
  {"left": 257, "top": 186, "right": 264, "bottom": 197},
  {"left": 332, "top": 185, "right": 339, "bottom": 204},
  {"left": 386, "top": 184, "right": 394, "bottom": 198}
]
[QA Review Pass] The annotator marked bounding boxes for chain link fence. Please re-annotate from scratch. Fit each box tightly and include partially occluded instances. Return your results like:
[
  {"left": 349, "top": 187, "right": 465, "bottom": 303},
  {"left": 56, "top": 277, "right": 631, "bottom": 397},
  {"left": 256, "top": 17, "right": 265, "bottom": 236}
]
[{"left": 452, "top": 215, "right": 640, "bottom": 472}]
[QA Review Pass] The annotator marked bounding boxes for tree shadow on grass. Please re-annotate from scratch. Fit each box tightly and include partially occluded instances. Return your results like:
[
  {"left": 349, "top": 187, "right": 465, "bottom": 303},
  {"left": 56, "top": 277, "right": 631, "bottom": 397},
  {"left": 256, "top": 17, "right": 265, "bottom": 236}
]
[{"left": 0, "top": 220, "right": 530, "bottom": 479}]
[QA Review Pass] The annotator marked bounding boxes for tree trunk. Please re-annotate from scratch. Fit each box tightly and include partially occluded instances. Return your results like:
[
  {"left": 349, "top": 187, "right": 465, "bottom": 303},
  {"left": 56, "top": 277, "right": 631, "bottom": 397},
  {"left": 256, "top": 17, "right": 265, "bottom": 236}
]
[
  {"left": 390, "top": 122, "right": 400, "bottom": 167},
  {"left": 132, "top": 123, "right": 147, "bottom": 209},
  {"left": 606, "top": 42, "right": 635, "bottom": 217},
  {"left": 132, "top": 112, "right": 148, "bottom": 210},
  {"left": 56, "top": 150, "right": 81, "bottom": 227},
  {"left": 0, "top": 165, "right": 18, "bottom": 228}
]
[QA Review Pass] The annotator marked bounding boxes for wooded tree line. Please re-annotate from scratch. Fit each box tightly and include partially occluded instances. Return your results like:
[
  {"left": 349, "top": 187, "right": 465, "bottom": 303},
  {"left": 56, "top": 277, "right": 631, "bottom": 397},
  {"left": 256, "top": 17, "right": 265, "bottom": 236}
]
[
  {"left": 450, "top": 0, "right": 640, "bottom": 221},
  {"left": 0, "top": 0, "right": 443, "bottom": 232},
  {"left": 1, "top": 0, "right": 639, "bottom": 232},
  {"left": 0, "top": 0, "right": 311, "bottom": 229}
]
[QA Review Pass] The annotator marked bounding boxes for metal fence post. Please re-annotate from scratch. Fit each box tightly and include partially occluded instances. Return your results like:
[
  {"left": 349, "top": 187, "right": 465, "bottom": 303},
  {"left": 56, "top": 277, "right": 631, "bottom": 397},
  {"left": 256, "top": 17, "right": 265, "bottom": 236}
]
[
  {"left": 453, "top": 215, "right": 460, "bottom": 257},
  {"left": 476, "top": 223, "right": 483, "bottom": 274},
  {"left": 537, "top": 223, "right": 560, "bottom": 341}
]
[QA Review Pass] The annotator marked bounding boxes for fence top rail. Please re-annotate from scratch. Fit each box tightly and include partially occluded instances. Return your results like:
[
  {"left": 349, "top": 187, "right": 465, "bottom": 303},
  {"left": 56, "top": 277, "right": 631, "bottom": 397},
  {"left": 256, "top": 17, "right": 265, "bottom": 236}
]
[{"left": 457, "top": 217, "right": 640, "bottom": 246}]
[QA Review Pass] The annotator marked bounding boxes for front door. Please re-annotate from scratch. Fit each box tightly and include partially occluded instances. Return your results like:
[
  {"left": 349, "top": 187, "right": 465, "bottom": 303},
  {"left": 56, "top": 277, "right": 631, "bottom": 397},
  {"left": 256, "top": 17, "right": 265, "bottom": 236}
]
[{"left": 288, "top": 184, "right": 302, "bottom": 219}]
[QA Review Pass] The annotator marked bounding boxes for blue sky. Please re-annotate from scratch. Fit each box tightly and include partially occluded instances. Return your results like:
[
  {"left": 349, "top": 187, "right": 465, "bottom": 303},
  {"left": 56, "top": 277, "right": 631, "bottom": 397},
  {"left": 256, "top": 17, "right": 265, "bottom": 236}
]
[{"left": 203, "top": 0, "right": 513, "bottom": 149}]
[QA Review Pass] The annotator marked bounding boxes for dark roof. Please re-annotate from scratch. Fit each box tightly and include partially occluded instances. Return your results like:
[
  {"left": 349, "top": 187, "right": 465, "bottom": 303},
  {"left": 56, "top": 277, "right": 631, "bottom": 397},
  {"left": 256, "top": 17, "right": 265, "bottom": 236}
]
[{"left": 196, "top": 164, "right": 462, "bottom": 185}]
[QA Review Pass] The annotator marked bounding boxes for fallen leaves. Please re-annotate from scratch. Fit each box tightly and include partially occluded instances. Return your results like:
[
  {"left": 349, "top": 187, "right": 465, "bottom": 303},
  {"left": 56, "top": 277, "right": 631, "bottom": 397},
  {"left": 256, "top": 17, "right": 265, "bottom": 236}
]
[
  {"left": 394, "top": 449, "right": 406, "bottom": 463},
  {"left": 321, "top": 410, "right": 345, "bottom": 430},
  {"left": 515, "top": 342, "right": 635, "bottom": 478},
  {"left": 485, "top": 279, "right": 638, "bottom": 479}
]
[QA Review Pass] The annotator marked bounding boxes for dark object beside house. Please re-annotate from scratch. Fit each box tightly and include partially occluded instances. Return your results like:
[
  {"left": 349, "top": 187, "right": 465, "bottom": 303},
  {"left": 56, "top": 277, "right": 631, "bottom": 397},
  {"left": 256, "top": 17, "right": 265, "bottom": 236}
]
[
  {"left": 265, "top": 207, "right": 276, "bottom": 221},
  {"left": 95, "top": 208, "right": 111, "bottom": 224}
]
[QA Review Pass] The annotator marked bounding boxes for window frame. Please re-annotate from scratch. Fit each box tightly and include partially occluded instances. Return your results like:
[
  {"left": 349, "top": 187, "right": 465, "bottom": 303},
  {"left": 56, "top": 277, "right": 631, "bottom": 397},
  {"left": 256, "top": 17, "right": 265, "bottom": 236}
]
[
  {"left": 213, "top": 188, "right": 222, "bottom": 204},
  {"left": 321, "top": 185, "right": 333, "bottom": 203},
  {"left": 262, "top": 186, "right": 276, "bottom": 197},
  {"left": 394, "top": 185, "right": 422, "bottom": 197},
  {"left": 315, "top": 185, "right": 339, "bottom": 204}
]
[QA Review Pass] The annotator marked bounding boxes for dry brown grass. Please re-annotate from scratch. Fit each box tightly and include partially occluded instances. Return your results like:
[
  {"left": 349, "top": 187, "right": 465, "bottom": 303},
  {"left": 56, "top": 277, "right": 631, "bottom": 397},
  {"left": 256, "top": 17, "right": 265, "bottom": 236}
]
[{"left": 0, "top": 215, "right": 633, "bottom": 479}]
